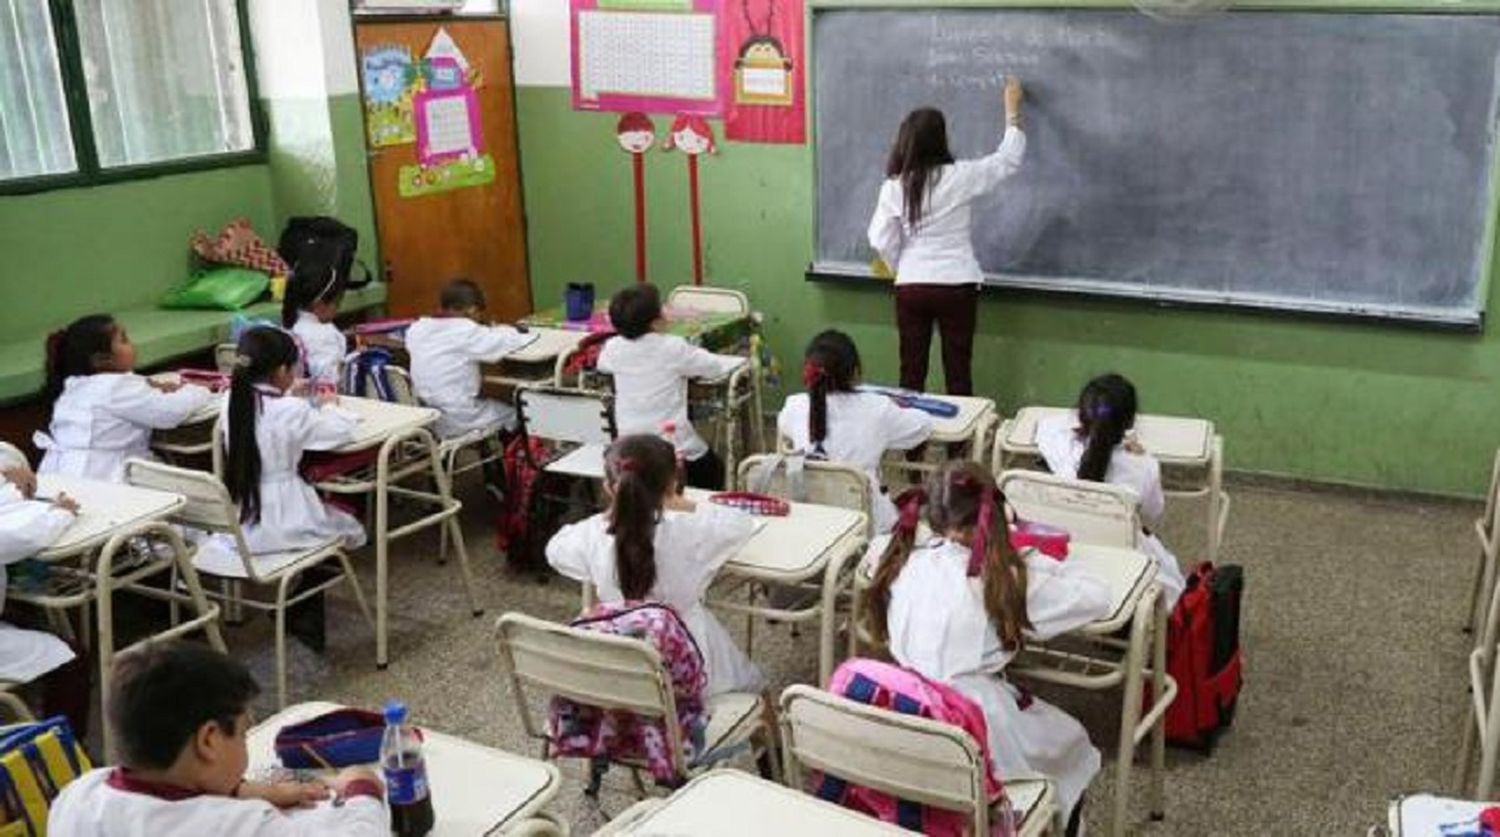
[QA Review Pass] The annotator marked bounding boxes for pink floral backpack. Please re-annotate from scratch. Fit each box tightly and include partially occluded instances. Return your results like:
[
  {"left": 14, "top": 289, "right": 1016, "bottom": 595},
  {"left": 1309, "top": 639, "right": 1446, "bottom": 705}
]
[{"left": 547, "top": 601, "right": 708, "bottom": 787}]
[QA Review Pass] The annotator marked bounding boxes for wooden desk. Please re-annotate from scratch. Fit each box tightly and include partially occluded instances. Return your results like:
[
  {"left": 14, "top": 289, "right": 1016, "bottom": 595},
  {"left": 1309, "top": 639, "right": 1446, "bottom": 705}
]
[{"left": 249, "top": 701, "right": 561, "bottom": 836}]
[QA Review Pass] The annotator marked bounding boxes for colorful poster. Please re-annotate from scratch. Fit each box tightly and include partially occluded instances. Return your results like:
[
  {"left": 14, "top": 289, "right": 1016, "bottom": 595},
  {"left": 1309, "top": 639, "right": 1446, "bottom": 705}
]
[
  {"left": 414, "top": 59, "right": 484, "bottom": 167},
  {"left": 362, "top": 45, "right": 419, "bottom": 147},
  {"left": 571, "top": 0, "right": 726, "bottom": 116},
  {"left": 722, "top": 0, "right": 805, "bottom": 144},
  {"left": 398, "top": 154, "right": 496, "bottom": 198}
]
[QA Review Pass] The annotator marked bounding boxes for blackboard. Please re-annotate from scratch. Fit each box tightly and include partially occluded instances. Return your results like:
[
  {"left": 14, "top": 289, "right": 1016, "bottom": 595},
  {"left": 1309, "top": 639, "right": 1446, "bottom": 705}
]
[{"left": 810, "top": 9, "right": 1500, "bottom": 326}]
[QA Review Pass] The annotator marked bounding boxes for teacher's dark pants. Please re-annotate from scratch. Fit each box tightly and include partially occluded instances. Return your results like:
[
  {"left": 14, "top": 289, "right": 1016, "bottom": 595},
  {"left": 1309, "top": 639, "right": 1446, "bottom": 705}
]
[{"left": 895, "top": 283, "right": 979, "bottom": 395}]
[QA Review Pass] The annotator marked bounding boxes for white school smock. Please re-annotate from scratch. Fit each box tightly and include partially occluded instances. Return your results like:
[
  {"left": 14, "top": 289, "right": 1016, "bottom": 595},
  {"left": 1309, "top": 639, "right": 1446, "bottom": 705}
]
[
  {"left": 546, "top": 501, "right": 763, "bottom": 697},
  {"left": 867, "top": 126, "right": 1027, "bottom": 286},
  {"left": 291, "top": 311, "right": 346, "bottom": 383},
  {"left": 0, "top": 483, "right": 77, "bottom": 682},
  {"left": 886, "top": 537, "right": 1111, "bottom": 817},
  {"left": 405, "top": 316, "right": 538, "bottom": 439},
  {"left": 48, "top": 768, "right": 388, "bottom": 837},
  {"left": 596, "top": 333, "right": 745, "bottom": 462},
  {"left": 777, "top": 391, "right": 934, "bottom": 533},
  {"left": 1035, "top": 411, "right": 1186, "bottom": 609},
  {"left": 36, "top": 373, "right": 213, "bottom": 482},
  {"left": 196, "top": 390, "right": 366, "bottom": 574}
]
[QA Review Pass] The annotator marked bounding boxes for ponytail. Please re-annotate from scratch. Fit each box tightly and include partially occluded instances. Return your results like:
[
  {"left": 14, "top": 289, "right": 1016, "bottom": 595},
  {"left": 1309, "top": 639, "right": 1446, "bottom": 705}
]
[
  {"left": 225, "top": 328, "right": 300, "bottom": 524},
  {"left": 1075, "top": 373, "right": 1138, "bottom": 483},
  {"left": 44, "top": 314, "right": 116, "bottom": 403},
  {"left": 805, "top": 361, "right": 829, "bottom": 454},
  {"left": 605, "top": 435, "right": 678, "bottom": 600},
  {"left": 863, "top": 486, "right": 926, "bottom": 646},
  {"left": 801, "top": 330, "right": 861, "bottom": 456}
]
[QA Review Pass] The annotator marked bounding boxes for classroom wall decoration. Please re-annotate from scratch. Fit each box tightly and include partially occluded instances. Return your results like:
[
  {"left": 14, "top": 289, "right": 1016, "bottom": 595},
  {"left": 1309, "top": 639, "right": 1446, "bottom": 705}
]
[
  {"left": 662, "top": 114, "right": 716, "bottom": 285},
  {"left": 398, "top": 55, "right": 495, "bottom": 198},
  {"left": 617, "top": 112, "right": 656, "bottom": 283},
  {"left": 361, "top": 44, "right": 419, "bottom": 147},
  {"left": 571, "top": 0, "right": 725, "bottom": 116},
  {"left": 723, "top": 0, "right": 805, "bottom": 144}
]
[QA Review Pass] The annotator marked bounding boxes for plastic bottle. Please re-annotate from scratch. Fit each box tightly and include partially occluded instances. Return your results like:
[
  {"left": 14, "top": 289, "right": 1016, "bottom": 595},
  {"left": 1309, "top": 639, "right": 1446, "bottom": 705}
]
[{"left": 380, "top": 701, "right": 435, "bottom": 837}]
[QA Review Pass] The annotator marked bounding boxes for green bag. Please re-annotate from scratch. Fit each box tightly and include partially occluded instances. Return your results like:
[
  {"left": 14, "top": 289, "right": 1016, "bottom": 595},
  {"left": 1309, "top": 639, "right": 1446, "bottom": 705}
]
[{"left": 160, "top": 267, "right": 270, "bottom": 311}]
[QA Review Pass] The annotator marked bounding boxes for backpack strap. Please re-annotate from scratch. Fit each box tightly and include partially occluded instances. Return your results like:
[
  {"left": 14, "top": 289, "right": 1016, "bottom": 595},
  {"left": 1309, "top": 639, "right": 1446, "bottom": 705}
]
[{"left": 747, "top": 454, "right": 807, "bottom": 502}]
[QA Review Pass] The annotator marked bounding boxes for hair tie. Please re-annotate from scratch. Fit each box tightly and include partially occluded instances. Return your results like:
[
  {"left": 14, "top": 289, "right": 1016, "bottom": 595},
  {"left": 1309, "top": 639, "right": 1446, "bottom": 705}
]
[
  {"left": 802, "top": 360, "right": 825, "bottom": 390},
  {"left": 968, "top": 486, "right": 1003, "bottom": 577},
  {"left": 893, "top": 487, "right": 926, "bottom": 535},
  {"left": 615, "top": 457, "right": 638, "bottom": 474},
  {"left": 1091, "top": 403, "right": 1113, "bottom": 420},
  {"left": 317, "top": 267, "right": 339, "bottom": 300}
]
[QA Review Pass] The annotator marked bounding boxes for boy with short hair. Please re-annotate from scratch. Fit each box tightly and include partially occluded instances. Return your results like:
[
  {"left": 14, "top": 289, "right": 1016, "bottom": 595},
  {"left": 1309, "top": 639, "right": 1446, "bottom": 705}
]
[
  {"left": 49, "top": 641, "right": 387, "bottom": 836},
  {"left": 597, "top": 283, "right": 745, "bottom": 490}
]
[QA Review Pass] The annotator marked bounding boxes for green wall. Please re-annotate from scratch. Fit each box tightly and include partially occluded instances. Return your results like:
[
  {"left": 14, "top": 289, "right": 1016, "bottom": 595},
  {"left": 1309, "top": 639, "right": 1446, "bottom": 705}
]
[
  {"left": 0, "top": 165, "right": 275, "bottom": 338},
  {"left": 515, "top": 86, "right": 1499, "bottom": 497}
]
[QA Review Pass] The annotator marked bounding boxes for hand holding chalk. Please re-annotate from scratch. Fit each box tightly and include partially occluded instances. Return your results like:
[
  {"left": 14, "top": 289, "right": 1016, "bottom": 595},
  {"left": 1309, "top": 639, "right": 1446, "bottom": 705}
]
[{"left": 1004, "top": 75, "right": 1024, "bottom": 122}]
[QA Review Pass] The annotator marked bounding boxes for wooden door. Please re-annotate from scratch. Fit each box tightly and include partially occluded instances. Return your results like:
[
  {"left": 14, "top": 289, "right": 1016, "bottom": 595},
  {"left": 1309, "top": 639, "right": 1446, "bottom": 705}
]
[{"left": 355, "top": 17, "right": 531, "bottom": 321}]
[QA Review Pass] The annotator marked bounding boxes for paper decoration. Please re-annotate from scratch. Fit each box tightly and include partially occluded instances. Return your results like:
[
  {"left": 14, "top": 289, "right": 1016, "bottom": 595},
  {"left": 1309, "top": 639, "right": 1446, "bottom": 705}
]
[
  {"left": 424, "top": 27, "right": 471, "bottom": 74},
  {"left": 571, "top": 0, "right": 726, "bottom": 116},
  {"left": 399, "top": 154, "right": 496, "bottom": 198},
  {"left": 362, "top": 45, "right": 419, "bottom": 147},
  {"left": 616, "top": 112, "right": 655, "bottom": 283},
  {"left": 663, "top": 114, "right": 716, "bottom": 285},
  {"left": 414, "top": 58, "right": 483, "bottom": 167},
  {"left": 722, "top": 0, "right": 805, "bottom": 144}
]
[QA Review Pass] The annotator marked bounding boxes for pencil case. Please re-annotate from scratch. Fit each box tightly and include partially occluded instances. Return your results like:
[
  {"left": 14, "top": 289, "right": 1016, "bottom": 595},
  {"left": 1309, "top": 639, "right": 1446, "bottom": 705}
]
[
  {"left": 1009, "top": 520, "right": 1070, "bottom": 560},
  {"left": 709, "top": 492, "right": 791, "bottom": 517}
]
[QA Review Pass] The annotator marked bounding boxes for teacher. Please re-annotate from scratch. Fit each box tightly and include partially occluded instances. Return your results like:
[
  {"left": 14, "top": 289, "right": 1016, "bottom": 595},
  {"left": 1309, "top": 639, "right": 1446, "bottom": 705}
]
[{"left": 867, "top": 76, "right": 1027, "bottom": 396}]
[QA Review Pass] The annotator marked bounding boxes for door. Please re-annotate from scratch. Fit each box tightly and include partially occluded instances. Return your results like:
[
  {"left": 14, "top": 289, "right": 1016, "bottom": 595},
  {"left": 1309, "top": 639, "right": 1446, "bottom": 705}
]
[{"left": 355, "top": 17, "right": 531, "bottom": 321}]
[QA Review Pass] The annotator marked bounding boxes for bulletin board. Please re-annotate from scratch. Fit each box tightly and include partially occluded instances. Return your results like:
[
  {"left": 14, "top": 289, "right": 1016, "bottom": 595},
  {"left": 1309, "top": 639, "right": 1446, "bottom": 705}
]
[{"left": 570, "top": 0, "right": 726, "bottom": 115}]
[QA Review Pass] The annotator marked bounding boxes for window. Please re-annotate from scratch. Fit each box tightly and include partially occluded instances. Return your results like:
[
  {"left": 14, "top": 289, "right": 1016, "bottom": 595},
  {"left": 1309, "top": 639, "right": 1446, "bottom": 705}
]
[{"left": 0, "top": 0, "right": 261, "bottom": 190}]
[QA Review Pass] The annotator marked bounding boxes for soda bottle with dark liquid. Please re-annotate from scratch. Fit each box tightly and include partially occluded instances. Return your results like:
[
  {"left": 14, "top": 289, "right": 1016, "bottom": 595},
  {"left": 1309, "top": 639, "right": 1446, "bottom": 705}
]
[{"left": 380, "top": 700, "right": 435, "bottom": 837}]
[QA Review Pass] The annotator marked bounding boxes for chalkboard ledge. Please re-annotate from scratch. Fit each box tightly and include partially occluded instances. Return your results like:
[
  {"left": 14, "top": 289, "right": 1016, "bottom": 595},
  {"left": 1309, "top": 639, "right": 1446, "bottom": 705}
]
[{"left": 804, "top": 264, "right": 1485, "bottom": 333}]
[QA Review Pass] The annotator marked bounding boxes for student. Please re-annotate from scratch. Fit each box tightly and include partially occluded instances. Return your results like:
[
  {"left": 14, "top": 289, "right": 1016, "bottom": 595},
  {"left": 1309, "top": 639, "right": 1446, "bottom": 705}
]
[
  {"left": 777, "top": 330, "right": 933, "bottom": 533},
  {"left": 1035, "top": 373, "right": 1186, "bottom": 609},
  {"left": 282, "top": 251, "right": 348, "bottom": 385},
  {"left": 36, "top": 314, "right": 214, "bottom": 482},
  {"left": 546, "top": 434, "right": 763, "bottom": 697},
  {"left": 864, "top": 462, "right": 1110, "bottom": 826},
  {"left": 405, "top": 278, "right": 537, "bottom": 441},
  {"left": 201, "top": 328, "right": 366, "bottom": 567},
  {"left": 868, "top": 77, "right": 1026, "bottom": 397},
  {"left": 597, "top": 283, "right": 744, "bottom": 490},
  {"left": 49, "top": 641, "right": 387, "bottom": 836},
  {"left": 0, "top": 443, "right": 89, "bottom": 735}
]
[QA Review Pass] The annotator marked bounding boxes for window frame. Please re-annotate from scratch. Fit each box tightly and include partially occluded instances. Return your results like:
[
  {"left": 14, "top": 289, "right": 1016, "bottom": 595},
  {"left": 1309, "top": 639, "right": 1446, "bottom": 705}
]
[{"left": 0, "top": 0, "right": 268, "bottom": 196}]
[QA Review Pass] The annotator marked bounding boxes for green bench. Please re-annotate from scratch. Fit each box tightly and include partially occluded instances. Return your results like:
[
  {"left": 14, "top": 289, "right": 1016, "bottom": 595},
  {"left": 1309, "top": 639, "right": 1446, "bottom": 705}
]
[{"left": 0, "top": 283, "right": 388, "bottom": 406}]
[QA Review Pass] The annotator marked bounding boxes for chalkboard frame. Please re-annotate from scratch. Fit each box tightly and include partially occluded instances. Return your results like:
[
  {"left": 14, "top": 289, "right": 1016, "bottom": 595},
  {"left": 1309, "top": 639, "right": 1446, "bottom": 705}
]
[{"left": 802, "top": 0, "right": 1500, "bottom": 331}]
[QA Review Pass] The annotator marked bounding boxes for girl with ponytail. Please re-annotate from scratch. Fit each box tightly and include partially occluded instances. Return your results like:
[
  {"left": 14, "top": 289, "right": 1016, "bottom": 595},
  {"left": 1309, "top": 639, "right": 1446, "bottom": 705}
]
[
  {"left": 777, "top": 329, "right": 933, "bottom": 533},
  {"left": 861, "top": 460, "right": 1111, "bottom": 824},
  {"left": 283, "top": 251, "right": 349, "bottom": 384},
  {"left": 36, "top": 314, "right": 213, "bottom": 482},
  {"left": 547, "top": 434, "right": 763, "bottom": 697},
  {"left": 1036, "top": 373, "right": 1186, "bottom": 608},
  {"left": 198, "top": 328, "right": 366, "bottom": 566}
]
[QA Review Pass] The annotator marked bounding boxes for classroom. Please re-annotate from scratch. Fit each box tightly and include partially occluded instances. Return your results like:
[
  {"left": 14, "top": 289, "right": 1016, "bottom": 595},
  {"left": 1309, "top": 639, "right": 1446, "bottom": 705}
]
[{"left": 0, "top": 0, "right": 1497, "bottom": 834}]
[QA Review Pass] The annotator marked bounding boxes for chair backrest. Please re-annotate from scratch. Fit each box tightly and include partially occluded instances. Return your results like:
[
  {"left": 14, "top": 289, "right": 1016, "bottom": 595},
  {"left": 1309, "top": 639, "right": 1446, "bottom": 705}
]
[
  {"left": 516, "top": 386, "right": 616, "bottom": 447},
  {"left": 214, "top": 342, "right": 239, "bottom": 374},
  {"left": 124, "top": 458, "right": 263, "bottom": 578},
  {"left": 778, "top": 684, "right": 991, "bottom": 835},
  {"left": 1483, "top": 449, "right": 1500, "bottom": 537},
  {"left": 494, "top": 612, "right": 686, "bottom": 770},
  {"left": 997, "top": 469, "right": 1141, "bottom": 549},
  {"left": 382, "top": 364, "right": 419, "bottom": 407},
  {"left": 738, "top": 454, "right": 873, "bottom": 535},
  {"left": 666, "top": 285, "right": 749, "bottom": 315}
]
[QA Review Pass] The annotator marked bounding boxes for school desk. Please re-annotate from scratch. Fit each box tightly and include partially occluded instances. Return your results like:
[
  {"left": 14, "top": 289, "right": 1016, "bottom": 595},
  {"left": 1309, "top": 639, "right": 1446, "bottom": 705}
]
[
  {"left": 1385, "top": 794, "right": 1494, "bottom": 835},
  {"left": 521, "top": 304, "right": 754, "bottom": 354},
  {"left": 22, "top": 475, "right": 227, "bottom": 754},
  {"left": 140, "top": 375, "right": 222, "bottom": 460},
  {"left": 995, "top": 406, "right": 1230, "bottom": 563},
  {"left": 689, "top": 489, "right": 868, "bottom": 686},
  {"left": 249, "top": 701, "right": 562, "bottom": 836},
  {"left": 297, "top": 397, "right": 483, "bottom": 669},
  {"left": 595, "top": 769, "right": 910, "bottom": 836}
]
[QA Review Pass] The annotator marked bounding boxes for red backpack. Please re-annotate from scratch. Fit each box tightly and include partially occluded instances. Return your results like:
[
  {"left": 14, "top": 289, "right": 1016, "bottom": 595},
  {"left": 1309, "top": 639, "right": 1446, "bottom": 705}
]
[{"left": 1157, "top": 562, "right": 1243, "bottom": 752}]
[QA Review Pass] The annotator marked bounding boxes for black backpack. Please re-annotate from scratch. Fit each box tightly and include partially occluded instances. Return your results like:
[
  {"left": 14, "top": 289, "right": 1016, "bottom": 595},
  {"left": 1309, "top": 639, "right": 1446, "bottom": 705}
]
[{"left": 278, "top": 216, "right": 373, "bottom": 288}]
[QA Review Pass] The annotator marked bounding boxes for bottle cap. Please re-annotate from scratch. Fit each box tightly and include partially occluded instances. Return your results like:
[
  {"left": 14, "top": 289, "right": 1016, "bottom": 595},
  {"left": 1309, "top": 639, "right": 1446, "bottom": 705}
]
[{"left": 383, "top": 700, "right": 408, "bottom": 724}]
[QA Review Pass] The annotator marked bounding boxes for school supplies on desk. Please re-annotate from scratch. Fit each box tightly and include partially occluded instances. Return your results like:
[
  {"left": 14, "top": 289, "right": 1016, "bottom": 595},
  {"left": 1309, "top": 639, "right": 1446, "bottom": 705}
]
[
  {"left": 350, "top": 318, "right": 415, "bottom": 337},
  {"left": 1009, "top": 520, "right": 1070, "bottom": 560},
  {"left": 709, "top": 491, "right": 791, "bottom": 517},
  {"left": 274, "top": 707, "right": 393, "bottom": 769},
  {"left": 858, "top": 385, "right": 961, "bottom": 418},
  {"left": 176, "top": 369, "right": 231, "bottom": 392}
]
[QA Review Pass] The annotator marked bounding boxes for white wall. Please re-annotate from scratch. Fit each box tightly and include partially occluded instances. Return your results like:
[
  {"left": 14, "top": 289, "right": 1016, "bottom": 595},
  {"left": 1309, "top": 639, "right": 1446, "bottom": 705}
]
[{"left": 509, "top": 0, "right": 569, "bottom": 87}]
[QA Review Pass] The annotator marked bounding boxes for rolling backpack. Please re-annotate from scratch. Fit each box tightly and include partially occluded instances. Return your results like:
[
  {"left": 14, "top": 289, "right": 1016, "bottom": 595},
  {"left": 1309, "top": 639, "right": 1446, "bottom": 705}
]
[
  {"left": 277, "top": 216, "right": 372, "bottom": 289},
  {"left": 1158, "top": 562, "right": 1244, "bottom": 752},
  {"left": 0, "top": 716, "right": 91, "bottom": 836}
]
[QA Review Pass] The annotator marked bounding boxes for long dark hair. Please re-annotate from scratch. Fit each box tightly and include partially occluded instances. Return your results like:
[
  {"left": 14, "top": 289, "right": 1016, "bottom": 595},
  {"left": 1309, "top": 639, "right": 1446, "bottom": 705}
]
[
  {"left": 226, "top": 328, "right": 300, "bottom": 524},
  {"left": 1075, "top": 373, "right": 1139, "bottom": 482},
  {"left": 605, "top": 434, "right": 678, "bottom": 599},
  {"left": 282, "top": 249, "right": 346, "bottom": 328},
  {"left": 44, "top": 314, "right": 117, "bottom": 402},
  {"left": 885, "top": 108, "right": 956, "bottom": 228},
  {"left": 802, "top": 330, "right": 860, "bottom": 456},
  {"left": 863, "top": 461, "right": 1031, "bottom": 650}
]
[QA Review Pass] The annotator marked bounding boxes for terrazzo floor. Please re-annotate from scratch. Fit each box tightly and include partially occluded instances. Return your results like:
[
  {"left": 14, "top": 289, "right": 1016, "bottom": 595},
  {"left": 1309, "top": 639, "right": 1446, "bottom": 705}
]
[{"left": 100, "top": 473, "right": 1484, "bottom": 834}]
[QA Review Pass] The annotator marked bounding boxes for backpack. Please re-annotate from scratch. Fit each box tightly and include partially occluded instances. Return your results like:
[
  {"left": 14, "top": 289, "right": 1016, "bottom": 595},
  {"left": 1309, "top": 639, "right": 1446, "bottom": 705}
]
[
  {"left": 494, "top": 435, "right": 561, "bottom": 575},
  {"left": 277, "top": 216, "right": 372, "bottom": 289},
  {"left": 0, "top": 717, "right": 91, "bottom": 837},
  {"left": 547, "top": 602, "right": 709, "bottom": 784},
  {"left": 1156, "top": 562, "right": 1244, "bottom": 752}
]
